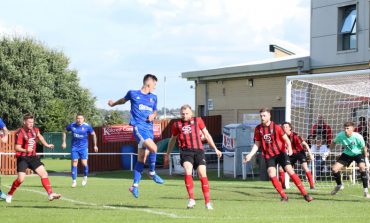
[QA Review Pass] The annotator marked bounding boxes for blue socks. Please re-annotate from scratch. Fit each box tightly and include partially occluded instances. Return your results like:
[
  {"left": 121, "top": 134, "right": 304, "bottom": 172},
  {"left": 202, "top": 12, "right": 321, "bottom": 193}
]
[
  {"left": 83, "top": 165, "right": 89, "bottom": 177},
  {"left": 148, "top": 152, "right": 157, "bottom": 174},
  {"left": 133, "top": 162, "right": 145, "bottom": 186},
  {"left": 71, "top": 166, "right": 77, "bottom": 180}
]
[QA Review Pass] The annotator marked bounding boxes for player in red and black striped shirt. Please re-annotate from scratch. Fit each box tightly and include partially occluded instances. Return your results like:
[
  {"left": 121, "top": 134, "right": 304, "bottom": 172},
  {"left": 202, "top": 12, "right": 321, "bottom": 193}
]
[
  {"left": 278, "top": 122, "right": 315, "bottom": 189},
  {"left": 167, "top": 104, "right": 222, "bottom": 210},
  {"left": 244, "top": 108, "right": 313, "bottom": 202},
  {"left": 5, "top": 114, "right": 61, "bottom": 203}
]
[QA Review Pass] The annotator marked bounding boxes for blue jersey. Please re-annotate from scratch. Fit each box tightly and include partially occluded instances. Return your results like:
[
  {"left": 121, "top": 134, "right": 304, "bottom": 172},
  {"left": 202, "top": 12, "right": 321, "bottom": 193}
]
[
  {"left": 0, "top": 118, "right": 5, "bottom": 129},
  {"left": 65, "top": 122, "right": 94, "bottom": 151},
  {"left": 124, "top": 90, "right": 157, "bottom": 130}
]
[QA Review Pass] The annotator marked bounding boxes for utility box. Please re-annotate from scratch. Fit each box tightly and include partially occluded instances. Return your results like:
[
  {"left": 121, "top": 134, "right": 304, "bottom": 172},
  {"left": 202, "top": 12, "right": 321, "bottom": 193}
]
[{"left": 222, "top": 124, "right": 254, "bottom": 177}]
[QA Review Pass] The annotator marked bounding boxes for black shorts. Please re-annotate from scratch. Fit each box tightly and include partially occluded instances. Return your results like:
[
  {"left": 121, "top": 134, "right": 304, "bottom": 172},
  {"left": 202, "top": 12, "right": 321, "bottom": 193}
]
[
  {"left": 289, "top": 151, "right": 308, "bottom": 166},
  {"left": 180, "top": 149, "right": 206, "bottom": 170},
  {"left": 266, "top": 153, "right": 291, "bottom": 169},
  {"left": 17, "top": 156, "right": 44, "bottom": 173},
  {"left": 337, "top": 153, "right": 365, "bottom": 167}
]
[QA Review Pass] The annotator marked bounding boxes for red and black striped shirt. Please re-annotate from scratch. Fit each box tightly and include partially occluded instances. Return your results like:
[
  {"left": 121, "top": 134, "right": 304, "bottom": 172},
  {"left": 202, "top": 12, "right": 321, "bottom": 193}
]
[
  {"left": 172, "top": 117, "right": 205, "bottom": 150},
  {"left": 254, "top": 121, "right": 286, "bottom": 159},
  {"left": 15, "top": 127, "right": 39, "bottom": 157},
  {"left": 288, "top": 132, "right": 304, "bottom": 154}
]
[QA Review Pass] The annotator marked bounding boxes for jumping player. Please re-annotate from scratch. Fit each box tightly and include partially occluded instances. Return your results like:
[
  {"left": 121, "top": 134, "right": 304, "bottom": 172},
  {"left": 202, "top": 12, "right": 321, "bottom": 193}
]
[
  {"left": 108, "top": 74, "right": 164, "bottom": 198},
  {"left": 244, "top": 108, "right": 313, "bottom": 202},
  {"left": 167, "top": 104, "right": 222, "bottom": 210}
]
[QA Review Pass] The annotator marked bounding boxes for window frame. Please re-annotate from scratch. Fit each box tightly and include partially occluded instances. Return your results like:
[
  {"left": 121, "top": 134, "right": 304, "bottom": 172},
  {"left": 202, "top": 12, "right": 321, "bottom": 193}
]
[{"left": 337, "top": 3, "right": 358, "bottom": 52}]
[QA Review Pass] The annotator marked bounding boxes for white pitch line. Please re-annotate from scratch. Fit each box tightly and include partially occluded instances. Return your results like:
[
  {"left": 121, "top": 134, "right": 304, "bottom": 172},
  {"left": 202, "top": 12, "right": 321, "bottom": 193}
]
[{"left": 3, "top": 186, "right": 191, "bottom": 219}]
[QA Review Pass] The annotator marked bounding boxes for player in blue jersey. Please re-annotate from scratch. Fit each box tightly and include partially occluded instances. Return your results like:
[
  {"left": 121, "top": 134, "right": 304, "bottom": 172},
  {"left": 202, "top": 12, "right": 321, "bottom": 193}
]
[
  {"left": 108, "top": 74, "right": 164, "bottom": 198},
  {"left": 61, "top": 114, "right": 98, "bottom": 187},
  {"left": 0, "top": 117, "right": 9, "bottom": 200}
]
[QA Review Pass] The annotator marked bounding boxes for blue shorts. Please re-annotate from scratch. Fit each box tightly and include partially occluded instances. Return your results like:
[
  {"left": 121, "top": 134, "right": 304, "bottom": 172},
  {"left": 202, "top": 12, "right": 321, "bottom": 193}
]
[
  {"left": 71, "top": 149, "right": 88, "bottom": 160},
  {"left": 133, "top": 126, "right": 153, "bottom": 149}
]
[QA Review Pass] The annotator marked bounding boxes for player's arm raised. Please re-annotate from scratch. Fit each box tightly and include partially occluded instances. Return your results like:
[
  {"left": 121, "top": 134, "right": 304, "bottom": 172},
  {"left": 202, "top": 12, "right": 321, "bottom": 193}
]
[
  {"left": 244, "top": 141, "right": 261, "bottom": 163},
  {"left": 108, "top": 98, "right": 128, "bottom": 107}
]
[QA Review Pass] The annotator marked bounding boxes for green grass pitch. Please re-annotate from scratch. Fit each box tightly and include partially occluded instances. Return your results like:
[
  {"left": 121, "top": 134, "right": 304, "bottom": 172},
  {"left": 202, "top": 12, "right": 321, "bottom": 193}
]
[{"left": 1, "top": 168, "right": 370, "bottom": 223}]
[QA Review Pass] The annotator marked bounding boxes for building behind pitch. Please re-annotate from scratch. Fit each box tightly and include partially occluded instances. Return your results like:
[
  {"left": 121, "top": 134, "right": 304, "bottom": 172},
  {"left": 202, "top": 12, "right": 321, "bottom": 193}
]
[{"left": 182, "top": 0, "right": 369, "bottom": 127}]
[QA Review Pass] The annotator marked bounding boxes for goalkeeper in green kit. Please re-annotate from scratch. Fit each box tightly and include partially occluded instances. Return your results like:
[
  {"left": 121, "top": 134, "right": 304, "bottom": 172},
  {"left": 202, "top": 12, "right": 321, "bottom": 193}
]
[{"left": 330, "top": 121, "right": 369, "bottom": 197}]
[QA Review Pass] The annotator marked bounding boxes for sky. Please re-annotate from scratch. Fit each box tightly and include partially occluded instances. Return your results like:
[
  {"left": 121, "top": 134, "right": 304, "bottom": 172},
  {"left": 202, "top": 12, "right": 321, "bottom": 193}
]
[{"left": 0, "top": 0, "right": 310, "bottom": 111}]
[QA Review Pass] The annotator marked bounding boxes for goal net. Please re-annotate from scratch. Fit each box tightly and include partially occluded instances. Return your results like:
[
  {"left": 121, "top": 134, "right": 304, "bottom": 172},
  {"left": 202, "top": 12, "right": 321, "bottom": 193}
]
[{"left": 286, "top": 69, "right": 370, "bottom": 187}]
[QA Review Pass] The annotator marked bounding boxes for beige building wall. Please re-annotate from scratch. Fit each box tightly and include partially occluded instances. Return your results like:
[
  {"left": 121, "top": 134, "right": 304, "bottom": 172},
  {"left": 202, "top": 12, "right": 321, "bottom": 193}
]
[{"left": 197, "top": 74, "right": 294, "bottom": 127}]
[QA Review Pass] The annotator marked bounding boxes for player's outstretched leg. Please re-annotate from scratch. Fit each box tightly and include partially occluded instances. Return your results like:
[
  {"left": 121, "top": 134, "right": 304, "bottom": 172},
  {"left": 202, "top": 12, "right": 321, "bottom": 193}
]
[
  {"left": 289, "top": 173, "right": 313, "bottom": 202},
  {"left": 305, "top": 171, "right": 315, "bottom": 189},
  {"left": 130, "top": 162, "right": 144, "bottom": 198},
  {"left": 41, "top": 178, "right": 61, "bottom": 201},
  {"left": 148, "top": 152, "right": 164, "bottom": 184},
  {"left": 279, "top": 170, "right": 286, "bottom": 189},
  {"left": 270, "top": 176, "right": 288, "bottom": 202},
  {"left": 6, "top": 178, "right": 22, "bottom": 203},
  {"left": 331, "top": 171, "right": 344, "bottom": 195}
]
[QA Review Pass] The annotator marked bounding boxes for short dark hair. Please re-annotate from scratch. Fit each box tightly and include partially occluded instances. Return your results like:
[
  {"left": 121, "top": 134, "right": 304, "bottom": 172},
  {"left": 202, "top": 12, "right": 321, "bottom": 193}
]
[
  {"left": 23, "top": 113, "right": 34, "bottom": 121},
  {"left": 76, "top": 113, "right": 84, "bottom": 118},
  {"left": 344, "top": 121, "right": 354, "bottom": 127},
  {"left": 143, "top": 74, "right": 158, "bottom": 84},
  {"left": 359, "top": 116, "right": 366, "bottom": 122},
  {"left": 259, "top": 107, "right": 271, "bottom": 113},
  {"left": 282, "top": 122, "right": 292, "bottom": 130}
]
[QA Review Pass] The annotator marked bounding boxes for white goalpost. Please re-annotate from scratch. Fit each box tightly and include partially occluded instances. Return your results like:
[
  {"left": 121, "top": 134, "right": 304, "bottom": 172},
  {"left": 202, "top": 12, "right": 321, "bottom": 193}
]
[{"left": 286, "top": 69, "right": 370, "bottom": 187}]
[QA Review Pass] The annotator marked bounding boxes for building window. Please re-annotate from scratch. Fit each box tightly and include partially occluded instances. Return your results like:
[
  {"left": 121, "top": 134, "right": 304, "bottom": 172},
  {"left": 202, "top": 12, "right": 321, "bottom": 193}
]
[
  {"left": 198, "top": 105, "right": 205, "bottom": 117},
  {"left": 338, "top": 4, "right": 357, "bottom": 51},
  {"left": 271, "top": 107, "right": 285, "bottom": 124}
]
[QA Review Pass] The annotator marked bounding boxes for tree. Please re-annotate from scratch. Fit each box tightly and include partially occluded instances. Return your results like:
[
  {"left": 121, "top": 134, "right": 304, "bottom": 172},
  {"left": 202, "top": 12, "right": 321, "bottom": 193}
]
[
  {"left": 0, "top": 37, "right": 101, "bottom": 131},
  {"left": 104, "top": 110, "right": 125, "bottom": 125}
]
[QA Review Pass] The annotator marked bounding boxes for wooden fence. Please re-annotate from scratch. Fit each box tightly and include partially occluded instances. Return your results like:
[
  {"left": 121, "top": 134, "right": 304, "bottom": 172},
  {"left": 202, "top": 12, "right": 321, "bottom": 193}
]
[{"left": 0, "top": 131, "right": 17, "bottom": 175}]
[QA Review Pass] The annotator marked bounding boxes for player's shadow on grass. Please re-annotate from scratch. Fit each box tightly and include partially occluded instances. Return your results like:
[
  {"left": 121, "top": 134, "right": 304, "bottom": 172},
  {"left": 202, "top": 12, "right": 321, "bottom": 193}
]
[
  {"left": 8, "top": 205, "right": 92, "bottom": 210},
  {"left": 307, "top": 196, "right": 363, "bottom": 202},
  {"left": 106, "top": 204, "right": 151, "bottom": 209},
  {"left": 23, "top": 185, "right": 64, "bottom": 189}
]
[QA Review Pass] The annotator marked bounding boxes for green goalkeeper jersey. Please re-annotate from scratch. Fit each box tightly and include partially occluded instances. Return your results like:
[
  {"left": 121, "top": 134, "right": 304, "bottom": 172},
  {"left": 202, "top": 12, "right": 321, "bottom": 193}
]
[{"left": 334, "top": 131, "right": 365, "bottom": 157}]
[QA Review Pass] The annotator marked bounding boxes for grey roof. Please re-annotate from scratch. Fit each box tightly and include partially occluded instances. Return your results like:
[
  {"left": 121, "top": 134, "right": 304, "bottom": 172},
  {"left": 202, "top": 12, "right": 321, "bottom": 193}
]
[{"left": 182, "top": 55, "right": 310, "bottom": 81}]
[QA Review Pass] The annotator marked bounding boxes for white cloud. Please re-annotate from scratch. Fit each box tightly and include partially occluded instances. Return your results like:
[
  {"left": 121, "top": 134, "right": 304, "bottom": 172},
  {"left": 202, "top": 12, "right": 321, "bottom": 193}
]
[
  {"left": 0, "top": 20, "right": 33, "bottom": 37},
  {"left": 100, "top": 49, "right": 122, "bottom": 64},
  {"left": 0, "top": 0, "right": 310, "bottom": 109}
]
